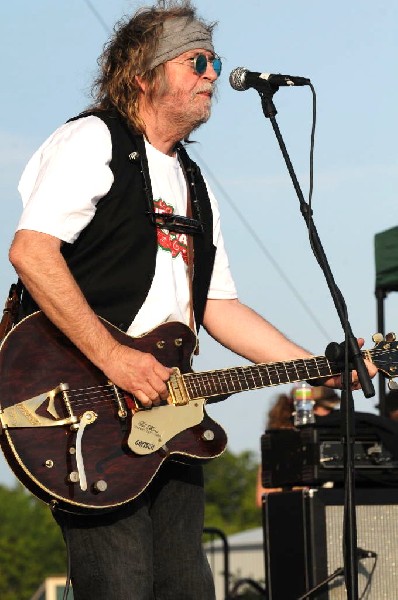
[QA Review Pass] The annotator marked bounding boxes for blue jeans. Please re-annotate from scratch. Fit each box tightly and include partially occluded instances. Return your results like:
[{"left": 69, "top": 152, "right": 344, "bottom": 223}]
[{"left": 55, "top": 462, "right": 215, "bottom": 600}]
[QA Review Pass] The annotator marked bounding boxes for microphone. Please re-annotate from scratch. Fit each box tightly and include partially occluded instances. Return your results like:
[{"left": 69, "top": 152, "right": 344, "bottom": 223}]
[{"left": 229, "top": 67, "right": 311, "bottom": 92}]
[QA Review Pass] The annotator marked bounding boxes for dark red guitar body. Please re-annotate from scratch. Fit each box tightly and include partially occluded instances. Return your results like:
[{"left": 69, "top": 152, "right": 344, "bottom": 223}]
[{"left": 0, "top": 313, "right": 227, "bottom": 513}]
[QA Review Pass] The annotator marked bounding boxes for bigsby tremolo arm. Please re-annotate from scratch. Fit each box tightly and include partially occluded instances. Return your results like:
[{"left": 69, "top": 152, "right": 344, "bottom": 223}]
[{"left": 0, "top": 383, "right": 79, "bottom": 431}]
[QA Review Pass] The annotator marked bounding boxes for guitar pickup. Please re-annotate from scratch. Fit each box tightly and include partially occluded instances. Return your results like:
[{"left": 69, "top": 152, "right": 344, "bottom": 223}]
[{"left": 0, "top": 383, "right": 79, "bottom": 429}]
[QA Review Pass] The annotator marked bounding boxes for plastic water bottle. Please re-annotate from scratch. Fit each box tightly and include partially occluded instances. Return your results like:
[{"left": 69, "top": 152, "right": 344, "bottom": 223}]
[{"left": 293, "top": 382, "right": 315, "bottom": 426}]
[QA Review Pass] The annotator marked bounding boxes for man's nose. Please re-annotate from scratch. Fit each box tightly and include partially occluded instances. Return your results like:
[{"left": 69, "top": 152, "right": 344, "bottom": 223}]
[{"left": 203, "top": 61, "right": 219, "bottom": 81}]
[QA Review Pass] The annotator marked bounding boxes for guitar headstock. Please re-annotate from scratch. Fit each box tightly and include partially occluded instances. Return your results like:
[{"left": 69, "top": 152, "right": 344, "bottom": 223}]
[{"left": 371, "top": 332, "right": 398, "bottom": 380}]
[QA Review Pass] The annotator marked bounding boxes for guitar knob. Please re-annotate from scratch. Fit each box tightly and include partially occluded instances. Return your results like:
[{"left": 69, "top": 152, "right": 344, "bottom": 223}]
[
  {"left": 67, "top": 471, "right": 79, "bottom": 483},
  {"left": 372, "top": 333, "right": 384, "bottom": 343},
  {"left": 202, "top": 429, "right": 215, "bottom": 442},
  {"left": 93, "top": 480, "right": 108, "bottom": 493}
]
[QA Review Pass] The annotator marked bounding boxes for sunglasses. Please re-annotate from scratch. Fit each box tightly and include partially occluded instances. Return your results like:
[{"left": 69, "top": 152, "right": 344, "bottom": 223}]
[
  {"left": 147, "top": 212, "right": 203, "bottom": 235},
  {"left": 173, "top": 53, "right": 222, "bottom": 77}
]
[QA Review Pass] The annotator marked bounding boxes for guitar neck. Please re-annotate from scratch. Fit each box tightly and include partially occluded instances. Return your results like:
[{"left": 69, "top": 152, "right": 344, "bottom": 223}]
[{"left": 183, "top": 352, "right": 367, "bottom": 400}]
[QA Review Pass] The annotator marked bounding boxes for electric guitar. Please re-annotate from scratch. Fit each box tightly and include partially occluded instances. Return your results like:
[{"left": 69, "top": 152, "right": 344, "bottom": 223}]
[{"left": 0, "top": 312, "right": 396, "bottom": 513}]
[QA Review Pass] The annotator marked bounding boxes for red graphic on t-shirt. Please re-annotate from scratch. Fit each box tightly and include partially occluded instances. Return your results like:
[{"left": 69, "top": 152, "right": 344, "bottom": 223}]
[{"left": 154, "top": 198, "right": 188, "bottom": 264}]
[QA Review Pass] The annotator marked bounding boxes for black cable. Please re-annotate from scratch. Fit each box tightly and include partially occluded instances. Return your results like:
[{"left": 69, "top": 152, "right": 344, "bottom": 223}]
[
  {"left": 227, "top": 577, "right": 267, "bottom": 598},
  {"left": 358, "top": 553, "right": 378, "bottom": 600},
  {"left": 296, "top": 567, "right": 345, "bottom": 600},
  {"left": 81, "top": 0, "right": 111, "bottom": 35},
  {"left": 307, "top": 83, "right": 316, "bottom": 236},
  {"left": 296, "top": 551, "right": 377, "bottom": 600},
  {"left": 60, "top": 516, "right": 72, "bottom": 600}
]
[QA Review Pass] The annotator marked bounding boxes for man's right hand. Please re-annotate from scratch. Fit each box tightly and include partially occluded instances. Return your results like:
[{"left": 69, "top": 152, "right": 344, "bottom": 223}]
[{"left": 105, "top": 343, "right": 173, "bottom": 408}]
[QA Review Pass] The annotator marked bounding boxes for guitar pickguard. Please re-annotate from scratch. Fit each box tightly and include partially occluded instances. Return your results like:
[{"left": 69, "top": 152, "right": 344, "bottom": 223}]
[{"left": 128, "top": 398, "right": 206, "bottom": 455}]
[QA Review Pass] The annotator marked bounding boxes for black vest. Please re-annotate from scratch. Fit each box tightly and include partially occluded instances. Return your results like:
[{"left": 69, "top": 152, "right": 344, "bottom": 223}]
[{"left": 20, "top": 110, "right": 216, "bottom": 332}]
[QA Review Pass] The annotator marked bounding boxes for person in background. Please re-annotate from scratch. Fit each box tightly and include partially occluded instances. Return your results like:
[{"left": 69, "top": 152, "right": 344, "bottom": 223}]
[
  {"left": 256, "top": 385, "right": 340, "bottom": 506},
  {"left": 379, "top": 389, "right": 398, "bottom": 421}
]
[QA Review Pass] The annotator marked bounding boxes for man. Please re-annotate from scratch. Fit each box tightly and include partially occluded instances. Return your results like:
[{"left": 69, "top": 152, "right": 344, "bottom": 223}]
[{"left": 9, "top": 2, "right": 376, "bottom": 599}]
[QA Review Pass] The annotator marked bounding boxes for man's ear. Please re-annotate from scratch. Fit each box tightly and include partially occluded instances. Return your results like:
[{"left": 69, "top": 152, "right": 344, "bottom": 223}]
[{"left": 135, "top": 75, "right": 147, "bottom": 92}]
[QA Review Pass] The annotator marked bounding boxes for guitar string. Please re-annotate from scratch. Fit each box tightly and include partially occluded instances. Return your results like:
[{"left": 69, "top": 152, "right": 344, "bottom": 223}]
[
  {"left": 54, "top": 347, "right": 392, "bottom": 411},
  {"left": 64, "top": 357, "right": 326, "bottom": 407}
]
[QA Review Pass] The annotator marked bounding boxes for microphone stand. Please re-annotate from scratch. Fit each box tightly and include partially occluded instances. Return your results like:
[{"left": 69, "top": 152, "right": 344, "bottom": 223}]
[{"left": 258, "top": 83, "right": 375, "bottom": 600}]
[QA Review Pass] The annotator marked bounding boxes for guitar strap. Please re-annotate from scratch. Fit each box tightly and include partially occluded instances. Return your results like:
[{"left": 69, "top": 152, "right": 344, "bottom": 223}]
[
  {"left": 0, "top": 279, "right": 23, "bottom": 343},
  {"left": 177, "top": 146, "right": 199, "bottom": 356},
  {"left": 179, "top": 156, "right": 199, "bottom": 355}
]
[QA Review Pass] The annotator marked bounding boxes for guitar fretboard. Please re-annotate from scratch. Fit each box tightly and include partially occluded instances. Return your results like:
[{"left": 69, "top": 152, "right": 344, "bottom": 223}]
[{"left": 182, "top": 352, "right": 369, "bottom": 400}]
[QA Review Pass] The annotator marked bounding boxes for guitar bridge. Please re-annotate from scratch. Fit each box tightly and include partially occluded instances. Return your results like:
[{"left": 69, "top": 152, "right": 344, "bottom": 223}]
[{"left": 167, "top": 368, "right": 190, "bottom": 406}]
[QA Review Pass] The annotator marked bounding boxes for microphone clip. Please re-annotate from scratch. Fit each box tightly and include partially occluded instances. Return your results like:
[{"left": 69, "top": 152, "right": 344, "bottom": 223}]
[{"left": 258, "top": 81, "right": 279, "bottom": 119}]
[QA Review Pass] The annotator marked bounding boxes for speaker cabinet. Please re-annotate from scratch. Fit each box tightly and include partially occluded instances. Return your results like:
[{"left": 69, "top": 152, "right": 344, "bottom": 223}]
[{"left": 262, "top": 488, "right": 398, "bottom": 599}]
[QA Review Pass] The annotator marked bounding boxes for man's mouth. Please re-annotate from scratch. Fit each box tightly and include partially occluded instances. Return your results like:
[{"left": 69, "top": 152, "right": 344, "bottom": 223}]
[{"left": 195, "top": 86, "right": 213, "bottom": 98}]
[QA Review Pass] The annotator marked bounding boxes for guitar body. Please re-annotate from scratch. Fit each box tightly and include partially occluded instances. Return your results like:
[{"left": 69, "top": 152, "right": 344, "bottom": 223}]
[{"left": 0, "top": 313, "right": 227, "bottom": 513}]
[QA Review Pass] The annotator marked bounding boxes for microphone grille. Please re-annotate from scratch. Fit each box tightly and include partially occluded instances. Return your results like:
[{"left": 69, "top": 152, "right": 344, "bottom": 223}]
[{"left": 229, "top": 67, "right": 248, "bottom": 91}]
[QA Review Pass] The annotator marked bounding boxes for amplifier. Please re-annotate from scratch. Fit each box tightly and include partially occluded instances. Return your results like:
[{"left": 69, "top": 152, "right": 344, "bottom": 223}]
[
  {"left": 262, "top": 487, "right": 398, "bottom": 599},
  {"left": 261, "top": 425, "right": 398, "bottom": 488}
]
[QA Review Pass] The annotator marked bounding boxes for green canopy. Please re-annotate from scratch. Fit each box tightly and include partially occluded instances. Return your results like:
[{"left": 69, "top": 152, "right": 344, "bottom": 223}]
[
  {"left": 375, "top": 226, "right": 398, "bottom": 292},
  {"left": 374, "top": 226, "right": 398, "bottom": 414}
]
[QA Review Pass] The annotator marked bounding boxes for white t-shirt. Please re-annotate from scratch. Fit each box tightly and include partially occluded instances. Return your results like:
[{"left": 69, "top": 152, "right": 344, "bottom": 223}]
[{"left": 17, "top": 115, "right": 237, "bottom": 335}]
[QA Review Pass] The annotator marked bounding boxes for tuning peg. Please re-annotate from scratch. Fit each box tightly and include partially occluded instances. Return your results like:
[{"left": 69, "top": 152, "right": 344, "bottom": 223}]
[
  {"left": 372, "top": 333, "right": 384, "bottom": 343},
  {"left": 385, "top": 332, "right": 396, "bottom": 342},
  {"left": 388, "top": 380, "right": 398, "bottom": 390}
]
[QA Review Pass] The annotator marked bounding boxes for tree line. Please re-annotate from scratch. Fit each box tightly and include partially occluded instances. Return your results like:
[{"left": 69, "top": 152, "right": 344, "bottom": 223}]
[{"left": 0, "top": 449, "right": 260, "bottom": 600}]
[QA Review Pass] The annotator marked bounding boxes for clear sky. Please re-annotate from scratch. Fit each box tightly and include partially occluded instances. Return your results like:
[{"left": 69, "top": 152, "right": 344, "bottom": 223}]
[{"left": 1, "top": 1, "right": 397, "bottom": 487}]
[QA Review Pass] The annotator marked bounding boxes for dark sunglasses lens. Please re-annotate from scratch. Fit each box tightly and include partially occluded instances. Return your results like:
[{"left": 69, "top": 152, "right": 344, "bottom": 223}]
[
  {"left": 213, "top": 57, "right": 222, "bottom": 76},
  {"left": 194, "top": 54, "right": 222, "bottom": 77},
  {"left": 194, "top": 54, "right": 207, "bottom": 75}
]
